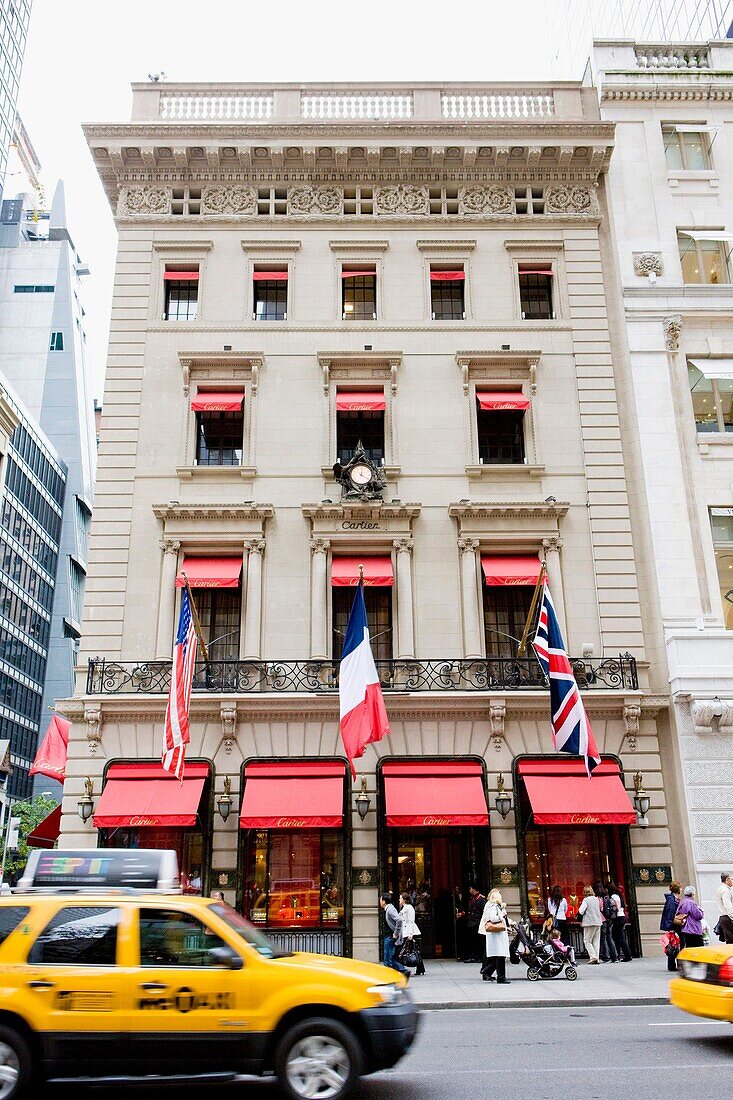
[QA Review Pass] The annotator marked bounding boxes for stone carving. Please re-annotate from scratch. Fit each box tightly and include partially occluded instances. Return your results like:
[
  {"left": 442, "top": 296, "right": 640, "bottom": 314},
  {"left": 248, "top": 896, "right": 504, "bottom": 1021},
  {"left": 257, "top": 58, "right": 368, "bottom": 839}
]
[
  {"left": 623, "top": 702, "right": 641, "bottom": 751},
  {"left": 309, "top": 538, "right": 331, "bottom": 555},
  {"left": 201, "top": 186, "right": 257, "bottom": 216},
  {"left": 459, "top": 185, "right": 513, "bottom": 216},
  {"left": 374, "top": 184, "right": 429, "bottom": 216},
  {"left": 457, "top": 537, "right": 480, "bottom": 554},
  {"left": 489, "top": 700, "right": 506, "bottom": 752},
  {"left": 633, "top": 251, "right": 663, "bottom": 277},
  {"left": 544, "top": 185, "right": 594, "bottom": 214},
  {"left": 220, "top": 701, "right": 237, "bottom": 755},
  {"left": 120, "top": 186, "right": 172, "bottom": 216},
  {"left": 84, "top": 704, "right": 102, "bottom": 756},
  {"left": 692, "top": 697, "right": 733, "bottom": 734},
  {"left": 663, "top": 315, "right": 682, "bottom": 352},
  {"left": 288, "top": 185, "right": 343, "bottom": 216},
  {"left": 244, "top": 538, "right": 266, "bottom": 556}
]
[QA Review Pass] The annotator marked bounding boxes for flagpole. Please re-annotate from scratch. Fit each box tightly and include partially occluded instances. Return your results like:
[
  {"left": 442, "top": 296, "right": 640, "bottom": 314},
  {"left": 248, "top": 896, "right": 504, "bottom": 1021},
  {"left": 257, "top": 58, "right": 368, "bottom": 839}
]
[
  {"left": 517, "top": 560, "right": 547, "bottom": 656},
  {"left": 181, "top": 572, "right": 209, "bottom": 665}
]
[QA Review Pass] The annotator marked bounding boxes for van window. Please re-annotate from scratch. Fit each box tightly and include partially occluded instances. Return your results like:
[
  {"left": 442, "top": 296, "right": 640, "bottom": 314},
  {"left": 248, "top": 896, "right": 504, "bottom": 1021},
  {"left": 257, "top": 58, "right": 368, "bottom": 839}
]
[
  {"left": 0, "top": 906, "right": 29, "bottom": 946},
  {"left": 28, "top": 906, "right": 119, "bottom": 965}
]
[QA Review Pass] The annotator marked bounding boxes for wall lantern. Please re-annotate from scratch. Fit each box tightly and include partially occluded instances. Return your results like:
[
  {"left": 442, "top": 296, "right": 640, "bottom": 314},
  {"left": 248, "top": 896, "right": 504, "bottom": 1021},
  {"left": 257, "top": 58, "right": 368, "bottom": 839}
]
[
  {"left": 217, "top": 776, "right": 234, "bottom": 822},
  {"left": 77, "top": 776, "right": 94, "bottom": 822},
  {"left": 494, "top": 772, "right": 513, "bottom": 819},
  {"left": 633, "top": 771, "right": 651, "bottom": 827},
  {"left": 355, "top": 777, "right": 371, "bottom": 821}
]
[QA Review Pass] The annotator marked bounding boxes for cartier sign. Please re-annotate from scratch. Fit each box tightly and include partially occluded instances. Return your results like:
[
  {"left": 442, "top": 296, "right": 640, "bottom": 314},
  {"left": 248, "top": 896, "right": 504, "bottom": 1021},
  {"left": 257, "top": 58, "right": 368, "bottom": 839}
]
[
  {"left": 341, "top": 521, "right": 381, "bottom": 530},
  {"left": 277, "top": 818, "right": 307, "bottom": 828},
  {"left": 130, "top": 817, "right": 160, "bottom": 827},
  {"left": 569, "top": 814, "right": 600, "bottom": 825},
  {"left": 422, "top": 816, "right": 451, "bottom": 826}
]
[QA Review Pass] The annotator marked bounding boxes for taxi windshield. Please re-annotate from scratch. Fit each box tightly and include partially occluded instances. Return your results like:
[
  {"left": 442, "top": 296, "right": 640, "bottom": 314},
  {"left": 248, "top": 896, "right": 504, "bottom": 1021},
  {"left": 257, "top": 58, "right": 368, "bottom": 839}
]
[{"left": 210, "top": 903, "right": 292, "bottom": 958}]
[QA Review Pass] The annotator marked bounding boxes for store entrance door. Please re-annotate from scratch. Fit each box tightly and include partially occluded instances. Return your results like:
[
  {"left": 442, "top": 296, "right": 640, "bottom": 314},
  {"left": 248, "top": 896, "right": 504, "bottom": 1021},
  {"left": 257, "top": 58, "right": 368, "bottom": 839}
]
[{"left": 386, "top": 829, "right": 488, "bottom": 959}]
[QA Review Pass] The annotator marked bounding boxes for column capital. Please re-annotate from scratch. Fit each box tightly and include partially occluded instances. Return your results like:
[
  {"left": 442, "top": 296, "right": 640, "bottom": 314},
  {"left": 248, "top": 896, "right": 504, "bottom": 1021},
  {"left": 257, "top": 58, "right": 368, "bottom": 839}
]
[
  {"left": 542, "top": 536, "right": 563, "bottom": 553},
  {"left": 458, "top": 537, "right": 480, "bottom": 554},
  {"left": 159, "top": 538, "right": 181, "bottom": 556},
  {"left": 309, "top": 537, "right": 331, "bottom": 554},
  {"left": 392, "top": 538, "right": 413, "bottom": 554},
  {"left": 244, "top": 538, "right": 266, "bottom": 555},
  {"left": 663, "top": 314, "right": 682, "bottom": 352}
]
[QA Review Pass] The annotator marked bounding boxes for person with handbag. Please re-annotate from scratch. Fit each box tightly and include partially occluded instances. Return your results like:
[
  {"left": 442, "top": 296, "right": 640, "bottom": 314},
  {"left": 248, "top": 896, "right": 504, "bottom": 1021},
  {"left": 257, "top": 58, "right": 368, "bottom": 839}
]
[
  {"left": 674, "top": 885, "right": 705, "bottom": 949},
  {"left": 478, "top": 888, "right": 511, "bottom": 983},
  {"left": 607, "top": 881, "right": 633, "bottom": 961},
  {"left": 547, "top": 885, "right": 568, "bottom": 942},
  {"left": 659, "top": 881, "right": 682, "bottom": 970},
  {"left": 578, "top": 884, "right": 603, "bottom": 963},
  {"left": 395, "top": 891, "right": 426, "bottom": 976}
]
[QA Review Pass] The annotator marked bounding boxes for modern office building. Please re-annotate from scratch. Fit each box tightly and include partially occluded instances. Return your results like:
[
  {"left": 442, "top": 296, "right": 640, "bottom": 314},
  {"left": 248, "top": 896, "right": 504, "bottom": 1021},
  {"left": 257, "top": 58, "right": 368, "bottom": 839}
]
[
  {"left": 546, "top": 0, "right": 733, "bottom": 76},
  {"left": 593, "top": 37, "right": 733, "bottom": 914},
  {"left": 57, "top": 77, "right": 685, "bottom": 961},
  {"left": 0, "top": 0, "right": 32, "bottom": 202},
  {"left": 0, "top": 378, "right": 65, "bottom": 800}
]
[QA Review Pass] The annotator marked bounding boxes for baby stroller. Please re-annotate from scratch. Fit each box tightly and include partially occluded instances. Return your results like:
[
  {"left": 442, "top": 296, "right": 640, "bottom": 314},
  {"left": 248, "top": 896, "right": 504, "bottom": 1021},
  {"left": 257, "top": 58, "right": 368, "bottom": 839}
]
[{"left": 509, "top": 916, "right": 578, "bottom": 981}]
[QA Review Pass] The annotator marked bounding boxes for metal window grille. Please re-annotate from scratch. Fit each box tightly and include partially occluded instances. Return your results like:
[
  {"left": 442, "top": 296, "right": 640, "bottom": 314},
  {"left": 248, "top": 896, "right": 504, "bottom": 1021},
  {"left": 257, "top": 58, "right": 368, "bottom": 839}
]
[
  {"left": 483, "top": 584, "right": 536, "bottom": 659},
  {"left": 195, "top": 411, "right": 244, "bottom": 466},
  {"left": 332, "top": 586, "right": 392, "bottom": 662},
  {"left": 164, "top": 278, "right": 199, "bottom": 321},
  {"left": 519, "top": 273, "right": 553, "bottom": 319},
  {"left": 194, "top": 586, "right": 241, "bottom": 661},
  {"left": 336, "top": 410, "right": 384, "bottom": 465},
  {"left": 342, "top": 274, "right": 376, "bottom": 320},
  {"left": 431, "top": 279, "right": 465, "bottom": 320},
  {"left": 477, "top": 408, "right": 526, "bottom": 464},
  {"left": 254, "top": 279, "right": 287, "bottom": 320}
]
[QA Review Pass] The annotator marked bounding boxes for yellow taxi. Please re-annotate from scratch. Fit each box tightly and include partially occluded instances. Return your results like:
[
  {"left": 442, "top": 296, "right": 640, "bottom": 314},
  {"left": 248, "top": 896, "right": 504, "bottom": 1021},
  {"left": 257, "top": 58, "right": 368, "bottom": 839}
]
[
  {"left": 669, "top": 942, "right": 733, "bottom": 1023},
  {"left": 0, "top": 850, "right": 418, "bottom": 1100}
]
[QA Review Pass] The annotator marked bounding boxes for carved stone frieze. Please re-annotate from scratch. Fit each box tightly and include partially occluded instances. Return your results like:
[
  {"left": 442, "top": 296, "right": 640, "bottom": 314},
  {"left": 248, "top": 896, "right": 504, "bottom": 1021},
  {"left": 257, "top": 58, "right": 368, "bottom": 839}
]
[
  {"left": 119, "top": 185, "right": 172, "bottom": 216},
  {"left": 288, "top": 185, "right": 343, "bottom": 216},
  {"left": 663, "top": 315, "right": 682, "bottom": 353},
  {"left": 623, "top": 702, "right": 641, "bottom": 751},
  {"left": 633, "top": 251, "right": 663, "bottom": 277},
  {"left": 374, "top": 184, "right": 429, "bottom": 216},
  {"left": 220, "top": 701, "right": 237, "bottom": 755},
  {"left": 84, "top": 704, "right": 103, "bottom": 756},
  {"left": 544, "top": 185, "right": 594, "bottom": 214},
  {"left": 489, "top": 700, "right": 506, "bottom": 752},
  {"left": 459, "top": 185, "right": 513, "bottom": 216},
  {"left": 201, "top": 185, "right": 257, "bottom": 215},
  {"left": 692, "top": 697, "right": 733, "bottom": 735}
]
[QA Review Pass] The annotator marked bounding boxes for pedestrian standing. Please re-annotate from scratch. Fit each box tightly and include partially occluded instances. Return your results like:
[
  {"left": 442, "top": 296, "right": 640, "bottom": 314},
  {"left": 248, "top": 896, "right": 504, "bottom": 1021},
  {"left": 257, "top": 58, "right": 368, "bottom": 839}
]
[
  {"left": 714, "top": 872, "right": 733, "bottom": 944},
  {"left": 464, "top": 884, "right": 486, "bottom": 963},
  {"left": 547, "top": 885, "right": 568, "bottom": 942},
  {"left": 675, "top": 886, "right": 705, "bottom": 949},
  {"left": 595, "top": 881, "right": 618, "bottom": 963},
  {"left": 608, "top": 881, "right": 632, "bottom": 961},
  {"left": 478, "top": 889, "right": 511, "bottom": 984},
  {"left": 659, "top": 880, "right": 682, "bottom": 970},
  {"left": 396, "top": 891, "right": 426, "bottom": 975},
  {"left": 379, "top": 892, "right": 409, "bottom": 977},
  {"left": 578, "top": 884, "right": 603, "bottom": 963}
]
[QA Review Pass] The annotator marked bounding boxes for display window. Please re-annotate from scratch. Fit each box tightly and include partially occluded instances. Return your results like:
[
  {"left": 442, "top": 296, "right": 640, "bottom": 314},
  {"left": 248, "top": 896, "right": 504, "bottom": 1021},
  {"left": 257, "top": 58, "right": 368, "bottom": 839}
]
[
  {"left": 523, "top": 824, "right": 628, "bottom": 925},
  {"left": 243, "top": 830, "right": 345, "bottom": 930},
  {"left": 100, "top": 827, "right": 206, "bottom": 895}
]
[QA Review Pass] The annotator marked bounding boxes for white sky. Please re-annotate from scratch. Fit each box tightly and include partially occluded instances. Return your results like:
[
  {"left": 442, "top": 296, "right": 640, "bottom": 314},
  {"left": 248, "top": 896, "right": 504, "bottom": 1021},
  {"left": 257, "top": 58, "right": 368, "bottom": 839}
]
[{"left": 16, "top": 0, "right": 552, "bottom": 399}]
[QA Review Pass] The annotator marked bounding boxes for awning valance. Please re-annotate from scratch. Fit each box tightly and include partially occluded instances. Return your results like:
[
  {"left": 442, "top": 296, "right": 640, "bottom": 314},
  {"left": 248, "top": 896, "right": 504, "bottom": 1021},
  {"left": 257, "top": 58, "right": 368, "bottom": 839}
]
[
  {"left": 252, "top": 271, "right": 288, "bottom": 281},
  {"left": 29, "top": 715, "right": 70, "bottom": 782},
  {"left": 519, "top": 267, "right": 554, "bottom": 276},
  {"left": 240, "top": 761, "right": 346, "bottom": 829},
  {"left": 482, "top": 555, "right": 542, "bottom": 586},
  {"left": 93, "top": 762, "right": 209, "bottom": 829},
  {"left": 175, "top": 556, "right": 243, "bottom": 588},
  {"left": 164, "top": 270, "right": 199, "bottom": 280},
  {"left": 336, "top": 391, "right": 386, "bottom": 412},
  {"left": 430, "top": 270, "right": 465, "bottom": 281},
  {"left": 476, "top": 391, "right": 530, "bottom": 411},
  {"left": 383, "top": 761, "right": 489, "bottom": 827},
  {"left": 191, "top": 391, "right": 244, "bottom": 412},
  {"left": 517, "top": 759, "right": 636, "bottom": 826},
  {"left": 331, "top": 556, "right": 394, "bottom": 587},
  {"left": 689, "top": 358, "right": 733, "bottom": 381},
  {"left": 678, "top": 230, "right": 733, "bottom": 243},
  {"left": 342, "top": 269, "right": 376, "bottom": 278},
  {"left": 27, "top": 805, "right": 61, "bottom": 849}
]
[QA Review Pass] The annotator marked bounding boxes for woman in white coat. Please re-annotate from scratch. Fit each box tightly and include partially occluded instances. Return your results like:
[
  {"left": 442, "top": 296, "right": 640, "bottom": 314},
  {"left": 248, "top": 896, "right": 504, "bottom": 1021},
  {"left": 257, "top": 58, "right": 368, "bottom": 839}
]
[
  {"left": 396, "top": 891, "right": 426, "bottom": 975},
  {"left": 478, "top": 888, "right": 511, "bottom": 983}
]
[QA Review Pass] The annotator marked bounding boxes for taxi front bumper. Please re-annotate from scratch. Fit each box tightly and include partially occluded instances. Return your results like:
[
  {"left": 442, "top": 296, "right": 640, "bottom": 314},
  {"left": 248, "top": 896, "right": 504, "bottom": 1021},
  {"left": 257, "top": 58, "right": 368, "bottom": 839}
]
[
  {"left": 670, "top": 976, "right": 733, "bottom": 1022},
  {"left": 359, "top": 1000, "right": 420, "bottom": 1071}
]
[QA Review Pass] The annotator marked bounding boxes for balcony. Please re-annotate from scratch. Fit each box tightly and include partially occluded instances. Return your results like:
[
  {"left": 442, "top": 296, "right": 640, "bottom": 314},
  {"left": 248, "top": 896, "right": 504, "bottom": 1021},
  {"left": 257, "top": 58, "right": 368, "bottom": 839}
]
[{"left": 86, "top": 655, "right": 637, "bottom": 695}]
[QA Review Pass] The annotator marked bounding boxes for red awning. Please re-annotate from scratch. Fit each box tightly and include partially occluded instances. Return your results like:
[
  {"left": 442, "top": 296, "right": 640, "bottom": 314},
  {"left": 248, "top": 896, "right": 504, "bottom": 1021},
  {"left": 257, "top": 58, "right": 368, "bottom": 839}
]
[
  {"left": 252, "top": 271, "right": 288, "bottom": 281},
  {"left": 430, "top": 270, "right": 465, "bottom": 281},
  {"left": 342, "top": 269, "right": 376, "bottom": 278},
  {"left": 240, "top": 761, "right": 346, "bottom": 829},
  {"left": 383, "top": 761, "right": 489, "bottom": 827},
  {"left": 331, "top": 556, "right": 394, "bottom": 587},
  {"left": 27, "top": 805, "right": 61, "bottom": 849},
  {"left": 93, "top": 762, "right": 209, "bottom": 829},
  {"left": 476, "top": 391, "right": 530, "bottom": 411},
  {"left": 335, "top": 391, "right": 386, "bottom": 412},
  {"left": 29, "top": 715, "right": 70, "bottom": 782},
  {"left": 190, "top": 391, "right": 244, "bottom": 412},
  {"left": 175, "top": 556, "right": 243, "bottom": 588},
  {"left": 519, "top": 267, "right": 554, "bottom": 277},
  {"left": 517, "top": 759, "right": 637, "bottom": 826},
  {"left": 482, "top": 555, "right": 542, "bottom": 586},
  {"left": 164, "top": 270, "right": 199, "bottom": 280}
]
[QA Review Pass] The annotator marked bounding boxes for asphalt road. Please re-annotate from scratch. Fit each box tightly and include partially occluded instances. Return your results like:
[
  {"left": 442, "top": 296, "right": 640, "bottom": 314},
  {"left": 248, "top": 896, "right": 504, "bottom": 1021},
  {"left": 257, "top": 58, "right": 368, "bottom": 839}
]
[{"left": 44, "top": 1005, "right": 731, "bottom": 1100}]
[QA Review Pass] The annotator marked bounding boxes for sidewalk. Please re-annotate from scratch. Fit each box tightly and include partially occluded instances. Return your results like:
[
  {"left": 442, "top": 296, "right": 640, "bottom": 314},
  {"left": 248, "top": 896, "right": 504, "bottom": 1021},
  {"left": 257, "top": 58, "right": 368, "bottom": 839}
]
[{"left": 403, "top": 957, "right": 673, "bottom": 1009}]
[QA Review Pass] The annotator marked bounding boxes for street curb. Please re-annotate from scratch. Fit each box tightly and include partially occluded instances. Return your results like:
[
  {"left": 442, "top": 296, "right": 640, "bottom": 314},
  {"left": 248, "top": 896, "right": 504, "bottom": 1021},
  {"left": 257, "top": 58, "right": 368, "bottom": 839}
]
[{"left": 413, "top": 996, "right": 669, "bottom": 1010}]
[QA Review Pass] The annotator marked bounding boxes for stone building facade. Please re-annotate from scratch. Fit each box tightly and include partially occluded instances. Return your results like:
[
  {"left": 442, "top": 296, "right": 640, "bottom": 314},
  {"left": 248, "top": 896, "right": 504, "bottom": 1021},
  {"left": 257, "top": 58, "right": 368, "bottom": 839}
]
[{"left": 57, "top": 81, "right": 681, "bottom": 960}]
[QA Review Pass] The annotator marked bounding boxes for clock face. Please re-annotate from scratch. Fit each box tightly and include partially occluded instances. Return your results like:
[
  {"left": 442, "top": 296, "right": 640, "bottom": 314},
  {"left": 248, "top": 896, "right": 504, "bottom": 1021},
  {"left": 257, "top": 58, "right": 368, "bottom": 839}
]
[{"left": 349, "top": 463, "right": 373, "bottom": 486}]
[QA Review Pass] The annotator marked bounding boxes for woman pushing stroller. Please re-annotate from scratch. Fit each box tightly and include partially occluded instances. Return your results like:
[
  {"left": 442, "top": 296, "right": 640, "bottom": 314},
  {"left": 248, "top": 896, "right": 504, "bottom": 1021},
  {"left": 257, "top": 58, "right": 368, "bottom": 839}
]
[{"left": 478, "top": 889, "right": 514, "bottom": 983}]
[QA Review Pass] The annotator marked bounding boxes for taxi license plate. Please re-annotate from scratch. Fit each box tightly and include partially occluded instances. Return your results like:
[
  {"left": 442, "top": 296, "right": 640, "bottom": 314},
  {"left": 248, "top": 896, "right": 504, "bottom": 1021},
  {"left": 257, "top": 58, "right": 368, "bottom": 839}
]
[{"left": 681, "top": 961, "right": 708, "bottom": 981}]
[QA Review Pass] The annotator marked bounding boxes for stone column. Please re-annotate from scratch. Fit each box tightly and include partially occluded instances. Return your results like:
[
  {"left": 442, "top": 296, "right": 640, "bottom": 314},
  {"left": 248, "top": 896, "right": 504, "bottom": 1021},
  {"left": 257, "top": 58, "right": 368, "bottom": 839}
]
[
  {"left": 309, "top": 538, "right": 330, "bottom": 660},
  {"left": 542, "top": 536, "right": 566, "bottom": 639},
  {"left": 242, "top": 539, "right": 265, "bottom": 660},
  {"left": 458, "top": 537, "right": 483, "bottom": 659},
  {"left": 155, "top": 539, "right": 180, "bottom": 658},
  {"left": 393, "top": 539, "right": 415, "bottom": 659}
]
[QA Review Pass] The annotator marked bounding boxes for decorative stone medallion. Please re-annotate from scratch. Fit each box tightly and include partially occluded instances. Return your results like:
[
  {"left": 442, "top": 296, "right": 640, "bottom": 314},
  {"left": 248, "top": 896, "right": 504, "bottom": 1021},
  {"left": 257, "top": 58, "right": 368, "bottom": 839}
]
[
  {"left": 374, "top": 184, "right": 429, "bottom": 216},
  {"left": 288, "top": 185, "right": 344, "bottom": 216},
  {"left": 458, "top": 185, "right": 514, "bottom": 215},
  {"left": 633, "top": 251, "right": 663, "bottom": 277},
  {"left": 544, "top": 185, "right": 594, "bottom": 214},
  {"left": 120, "top": 185, "right": 172, "bottom": 216},
  {"left": 201, "top": 186, "right": 257, "bottom": 215}
]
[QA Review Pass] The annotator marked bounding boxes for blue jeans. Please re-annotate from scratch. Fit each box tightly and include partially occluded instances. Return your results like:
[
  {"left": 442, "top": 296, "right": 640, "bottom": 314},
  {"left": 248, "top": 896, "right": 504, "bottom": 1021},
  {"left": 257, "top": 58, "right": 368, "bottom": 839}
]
[{"left": 384, "top": 934, "right": 409, "bottom": 974}]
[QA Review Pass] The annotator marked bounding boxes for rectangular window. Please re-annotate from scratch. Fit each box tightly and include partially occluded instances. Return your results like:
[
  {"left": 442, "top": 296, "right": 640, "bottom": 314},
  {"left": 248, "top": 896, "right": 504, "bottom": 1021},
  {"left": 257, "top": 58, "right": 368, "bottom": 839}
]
[
  {"left": 336, "top": 390, "right": 385, "bottom": 466},
  {"left": 48, "top": 331, "right": 63, "bottom": 351},
  {"left": 688, "top": 362, "right": 733, "bottom": 433},
  {"left": 332, "top": 585, "right": 392, "bottom": 662},
  {"left": 138, "top": 909, "right": 229, "bottom": 967},
  {"left": 678, "top": 235, "right": 728, "bottom": 284},
  {"left": 28, "top": 906, "right": 119, "bottom": 966},
  {"left": 342, "top": 267, "right": 376, "bottom": 320},
  {"left": 518, "top": 263, "right": 554, "bottom": 319},
  {"left": 196, "top": 411, "right": 244, "bottom": 466},
  {"left": 195, "top": 585, "right": 241, "bottom": 661},
  {"left": 664, "top": 127, "right": 711, "bottom": 171},
  {"left": 430, "top": 266, "right": 465, "bottom": 319},
  {"left": 164, "top": 268, "right": 199, "bottom": 320},
  {"left": 477, "top": 407, "right": 526, "bottom": 464},
  {"left": 253, "top": 268, "right": 287, "bottom": 320},
  {"left": 711, "top": 509, "right": 733, "bottom": 630},
  {"left": 243, "top": 829, "right": 344, "bottom": 929},
  {"left": 483, "top": 584, "right": 534, "bottom": 659},
  {"left": 13, "top": 284, "right": 54, "bottom": 293}
]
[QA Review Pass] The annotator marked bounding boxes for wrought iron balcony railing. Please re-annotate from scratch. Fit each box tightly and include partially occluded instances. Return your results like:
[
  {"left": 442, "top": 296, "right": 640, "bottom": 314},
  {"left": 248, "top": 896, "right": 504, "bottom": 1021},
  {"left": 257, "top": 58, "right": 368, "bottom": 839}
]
[{"left": 86, "top": 655, "right": 637, "bottom": 695}]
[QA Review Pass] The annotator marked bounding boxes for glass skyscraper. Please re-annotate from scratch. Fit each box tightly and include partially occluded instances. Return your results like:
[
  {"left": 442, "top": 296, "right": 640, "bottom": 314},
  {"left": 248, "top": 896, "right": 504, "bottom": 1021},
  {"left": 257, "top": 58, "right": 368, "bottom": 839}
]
[
  {"left": 0, "top": 1, "right": 32, "bottom": 202},
  {"left": 546, "top": 0, "right": 733, "bottom": 76}
]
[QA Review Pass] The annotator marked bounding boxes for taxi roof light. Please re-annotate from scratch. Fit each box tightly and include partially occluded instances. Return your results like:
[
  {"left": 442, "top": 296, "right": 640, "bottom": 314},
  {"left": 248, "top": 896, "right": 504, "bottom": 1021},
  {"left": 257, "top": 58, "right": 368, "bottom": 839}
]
[{"left": 18, "top": 848, "right": 181, "bottom": 894}]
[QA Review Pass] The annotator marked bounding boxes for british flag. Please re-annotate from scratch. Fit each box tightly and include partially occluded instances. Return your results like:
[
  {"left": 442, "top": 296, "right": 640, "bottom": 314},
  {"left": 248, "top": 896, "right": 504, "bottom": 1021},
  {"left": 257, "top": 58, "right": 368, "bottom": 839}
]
[
  {"left": 162, "top": 587, "right": 197, "bottom": 779},
  {"left": 533, "top": 579, "right": 601, "bottom": 776}
]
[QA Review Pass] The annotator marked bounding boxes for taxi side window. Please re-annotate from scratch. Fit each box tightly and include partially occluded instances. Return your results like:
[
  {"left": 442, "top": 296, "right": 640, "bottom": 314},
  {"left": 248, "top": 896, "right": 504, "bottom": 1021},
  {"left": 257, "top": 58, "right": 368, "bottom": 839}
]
[
  {"left": 139, "top": 908, "right": 230, "bottom": 968},
  {"left": 0, "top": 906, "right": 29, "bottom": 946},
  {"left": 28, "top": 906, "right": 120, "bottom": 966}
]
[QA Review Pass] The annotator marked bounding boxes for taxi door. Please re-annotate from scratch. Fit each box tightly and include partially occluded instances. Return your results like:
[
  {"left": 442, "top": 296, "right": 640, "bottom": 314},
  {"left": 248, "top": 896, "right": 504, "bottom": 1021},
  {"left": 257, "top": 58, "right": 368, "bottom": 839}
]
[
  {"left": 120, "top": 904, "right": 260, "bottom": 1076},
  {"left": 22, "top": 902, "right": 132, "bottom": 1076}
]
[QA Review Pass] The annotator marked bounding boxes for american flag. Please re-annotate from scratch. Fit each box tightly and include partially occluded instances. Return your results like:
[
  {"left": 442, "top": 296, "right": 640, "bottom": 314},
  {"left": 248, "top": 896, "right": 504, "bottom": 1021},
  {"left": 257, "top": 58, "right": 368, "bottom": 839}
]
[
  {"left": 533, "top": 579, "right": 601, "bottom": 776},
  {"left": 162, "top": 587, "right": 197, "bottom": 779}
]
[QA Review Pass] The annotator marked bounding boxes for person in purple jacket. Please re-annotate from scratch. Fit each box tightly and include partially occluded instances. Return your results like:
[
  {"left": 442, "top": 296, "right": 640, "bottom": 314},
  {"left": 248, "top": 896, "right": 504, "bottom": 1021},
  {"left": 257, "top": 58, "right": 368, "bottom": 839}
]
[{"left": 676, "top": 885, "right": 705, "bottom": 949}]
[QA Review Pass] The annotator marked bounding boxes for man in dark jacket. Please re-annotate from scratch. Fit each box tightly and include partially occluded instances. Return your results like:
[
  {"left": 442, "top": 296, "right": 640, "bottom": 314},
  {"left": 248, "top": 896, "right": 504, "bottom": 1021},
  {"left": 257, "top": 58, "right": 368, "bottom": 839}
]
[
  {"left": 660, "top": 880, "right": 682, "bottom": 971},
  {"left": 463, "top": 884, "right": 486, "bottom": 963},
  {"left": 380, "top": 892, "right": 409, "bottom": 976}
]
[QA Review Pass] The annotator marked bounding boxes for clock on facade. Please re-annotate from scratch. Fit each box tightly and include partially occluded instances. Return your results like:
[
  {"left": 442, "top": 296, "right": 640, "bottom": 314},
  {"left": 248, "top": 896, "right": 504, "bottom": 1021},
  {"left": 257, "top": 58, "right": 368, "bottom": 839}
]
[{"left": 332, "top": 441, "right": 387, "bottom": 501}]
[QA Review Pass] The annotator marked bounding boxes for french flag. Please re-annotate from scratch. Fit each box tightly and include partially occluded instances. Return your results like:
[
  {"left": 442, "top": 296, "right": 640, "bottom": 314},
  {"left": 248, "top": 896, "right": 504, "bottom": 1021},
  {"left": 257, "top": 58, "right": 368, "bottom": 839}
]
[{"left": 339, "top": 582, "right": 391, "bottom": 778}]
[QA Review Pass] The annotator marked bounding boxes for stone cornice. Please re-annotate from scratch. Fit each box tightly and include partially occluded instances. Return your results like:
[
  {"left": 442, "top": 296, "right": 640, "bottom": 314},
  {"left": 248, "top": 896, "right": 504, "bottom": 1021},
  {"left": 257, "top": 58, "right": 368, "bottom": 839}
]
[
  {"left": 240, "top": 239, "right": 301, "bottom": 252},
  {"left": 152, "top": 239, "right": 213, "bottom": 251},
  {"left": 416, "top": 239, "right": 477, "bottom": 251},
  {"left": 455, "top": 350, "right": 542, "bottom": 367},
  {"left": 329, "top": 239, "right": 390, "bottom": 252},
  {"left": 302, "top": 501, "right": 421, "bottom": 521},
  {"left": 449, "top": 500, "right": 570, "bottom": 520},
  {"left": 153, "top": 503, "right": 275, "bottom": 521},
  {"left": 85, "top": 121, "right": 615, "bottom": 142},
  {"left": 504, "top": 239, "right": 564, "bottom": 252},
  {"left": 602, "top": 84, "right": 733, "bottom": 103}
]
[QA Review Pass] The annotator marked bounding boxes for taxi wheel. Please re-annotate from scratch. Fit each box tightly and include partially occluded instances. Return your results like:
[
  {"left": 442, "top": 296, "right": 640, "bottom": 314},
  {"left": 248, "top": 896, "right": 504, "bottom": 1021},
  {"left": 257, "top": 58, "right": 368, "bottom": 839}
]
[
  {"left": 275, "top": 1017, "right": 363, "bottom": 1100},
  {"left": 0, "top": 1027, "right": 31, "bottom": 1100}
]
